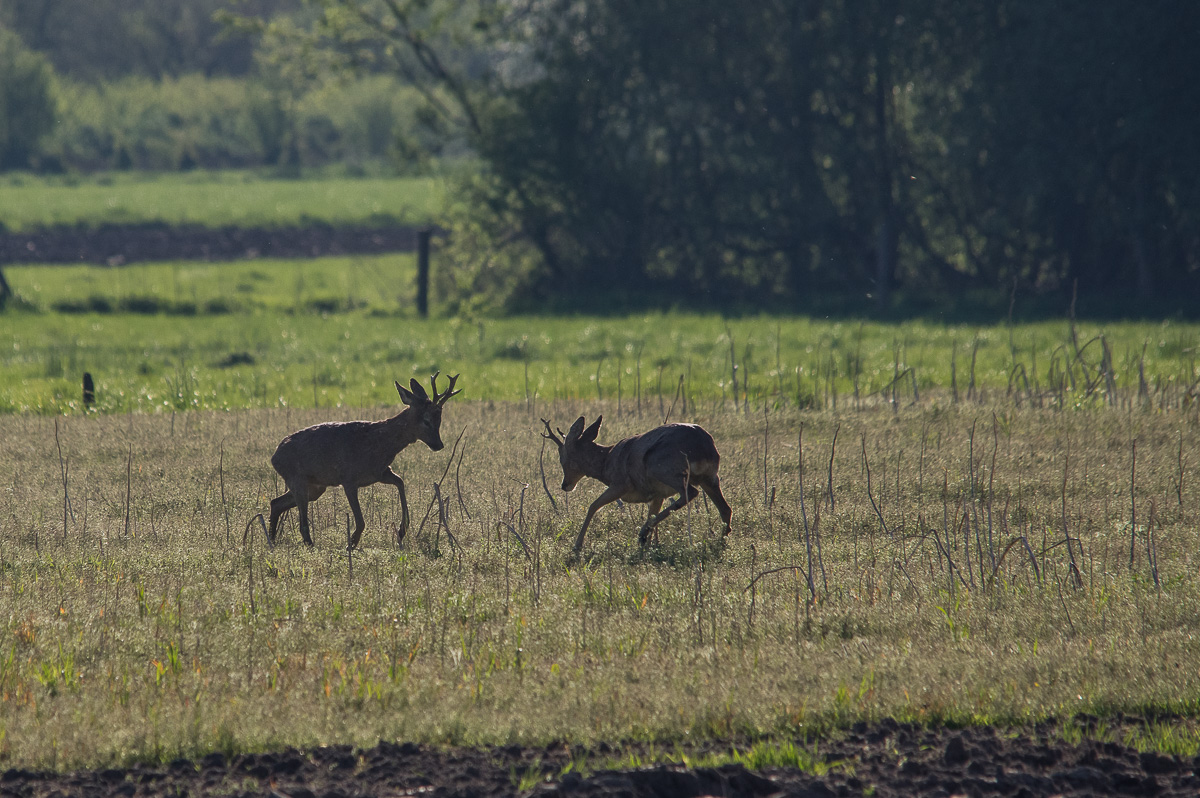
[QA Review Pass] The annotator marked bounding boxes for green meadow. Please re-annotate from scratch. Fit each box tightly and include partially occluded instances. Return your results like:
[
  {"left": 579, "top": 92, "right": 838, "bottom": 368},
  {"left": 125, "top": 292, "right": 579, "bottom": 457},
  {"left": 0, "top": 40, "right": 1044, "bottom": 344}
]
[
  {"left": 0, "top": 171, "right": 443, "bottom": 231},
  {"left": 5, "top": 256, "right": 1200, "bottom": 415}
]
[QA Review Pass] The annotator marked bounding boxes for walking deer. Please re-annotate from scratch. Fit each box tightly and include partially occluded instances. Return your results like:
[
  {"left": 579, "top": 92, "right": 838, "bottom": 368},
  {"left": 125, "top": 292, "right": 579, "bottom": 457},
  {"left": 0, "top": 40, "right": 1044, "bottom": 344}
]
[
  {"left": 267, "top": 373, "right": 461, "bottom": 549},
  {"left": 541, "top": 415, "right": 733, "bottom": 555}
]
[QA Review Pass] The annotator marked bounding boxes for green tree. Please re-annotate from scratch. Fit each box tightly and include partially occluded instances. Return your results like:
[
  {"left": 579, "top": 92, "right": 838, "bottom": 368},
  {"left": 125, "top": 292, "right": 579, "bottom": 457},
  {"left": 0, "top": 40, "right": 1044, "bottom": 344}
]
[
  {"left": 0, "top": 27, "right": 58, "bottom": 170},
  {"left": 241, "top": 0, "right": 1200, "bottom": 310},
  {"left": 2, "top": 0, "right": 297, "bottom": 80}
]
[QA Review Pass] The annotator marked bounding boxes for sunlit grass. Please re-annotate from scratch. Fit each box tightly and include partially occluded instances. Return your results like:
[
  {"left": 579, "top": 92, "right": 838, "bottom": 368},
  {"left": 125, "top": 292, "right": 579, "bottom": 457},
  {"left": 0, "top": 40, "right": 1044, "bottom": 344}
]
[
  {"left": 2, "top": 275, "right": 1199, "bottom": 415},
  {"left": 3, "top": 396, "right": 1200, "bottom": 769},
  {"left": 0, "top": 170, "right": 443, "bottom": 231}
]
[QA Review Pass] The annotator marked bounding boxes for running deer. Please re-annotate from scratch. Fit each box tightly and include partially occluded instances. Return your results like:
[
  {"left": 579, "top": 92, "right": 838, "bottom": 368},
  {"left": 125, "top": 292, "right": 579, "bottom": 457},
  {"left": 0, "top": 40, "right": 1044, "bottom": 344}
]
[
  {"left": 267, "top": 373, "right": 461, "bottom": 549},
  {"left": 541, "top": 415, "right": 733, "bottom": 555}
]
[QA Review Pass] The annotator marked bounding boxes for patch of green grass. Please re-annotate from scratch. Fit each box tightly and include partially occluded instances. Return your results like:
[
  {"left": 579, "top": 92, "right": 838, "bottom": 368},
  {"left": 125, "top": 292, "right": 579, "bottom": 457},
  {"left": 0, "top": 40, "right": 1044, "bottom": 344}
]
[
  {"left": 2, "top": 268, "right": 1199, "bottom": 415},
  {"left": 0, "top": 171, "right": 443, "bottom": 231},
  {"left": 686, "top": 740, "right": 835, "bottom": 774},
  {"left": 9, "top": 255, "right": 416, "bottom": 316}
]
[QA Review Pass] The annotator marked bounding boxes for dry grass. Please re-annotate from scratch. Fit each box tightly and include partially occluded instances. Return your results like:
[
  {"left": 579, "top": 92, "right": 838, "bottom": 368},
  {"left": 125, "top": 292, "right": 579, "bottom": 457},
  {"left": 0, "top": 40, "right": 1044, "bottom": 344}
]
[{"left": 3, "top": 395, "right": 1200, "bottom": 769}]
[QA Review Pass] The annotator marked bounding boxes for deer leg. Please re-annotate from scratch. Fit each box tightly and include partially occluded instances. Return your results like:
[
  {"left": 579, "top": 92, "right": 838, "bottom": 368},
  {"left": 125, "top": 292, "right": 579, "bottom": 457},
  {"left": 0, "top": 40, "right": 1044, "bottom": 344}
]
[
  {"left": 344, "top": 486, "right": 367, "bottom": 550},
  {"left": 267, "top": 491, "right": 296, "bottom": 545},
  {"left": 379, "top": 469, "right": 409, "bottom": 545},
  {"left": 637, "top": 498, "right": 665, "bottom": 548},
  {"left": 292, "top": 483, "right": 325, "bottom": 547},
  {"left": 700, "top": 476, "right": 733, "bottom": 536},
  {"left": 574, "top": 484, "right": 627, "bottom": 554},
  {"left": 640, "top": 485, "right": 701, "bottom": 547},
  {"left": 296, "top": 499, "right": 314, "bottom": 546}
]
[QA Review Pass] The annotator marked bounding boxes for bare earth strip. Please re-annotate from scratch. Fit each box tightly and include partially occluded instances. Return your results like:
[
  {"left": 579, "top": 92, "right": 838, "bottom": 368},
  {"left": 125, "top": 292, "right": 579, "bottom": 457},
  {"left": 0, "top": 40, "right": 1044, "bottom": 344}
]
[
  {"left": 2, "top": 722, "right": 1199, "bottom": 797},
  {"left": 0, "top": 223, "right": 422, "bottom": 266}
]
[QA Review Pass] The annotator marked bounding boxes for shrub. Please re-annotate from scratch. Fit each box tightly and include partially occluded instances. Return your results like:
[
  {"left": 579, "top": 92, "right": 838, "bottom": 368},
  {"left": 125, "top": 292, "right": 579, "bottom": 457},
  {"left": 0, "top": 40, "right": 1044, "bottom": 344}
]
[
  {"left": 0, "top": 29, "right": 59, "bottom": 170},
  {"left": 43, "top": 73, "right": 442, "bottom": 173}
]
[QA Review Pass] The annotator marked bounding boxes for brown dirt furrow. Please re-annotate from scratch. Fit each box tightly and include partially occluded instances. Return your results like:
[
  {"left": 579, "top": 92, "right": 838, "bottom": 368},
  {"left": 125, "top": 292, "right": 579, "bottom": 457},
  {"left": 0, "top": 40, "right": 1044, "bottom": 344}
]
[
  {"left": 0, "top": 223, "right": 423, "bottom": 266},
  {"left": 2, "top": 722, "right": 1198, "bottom": 797}
]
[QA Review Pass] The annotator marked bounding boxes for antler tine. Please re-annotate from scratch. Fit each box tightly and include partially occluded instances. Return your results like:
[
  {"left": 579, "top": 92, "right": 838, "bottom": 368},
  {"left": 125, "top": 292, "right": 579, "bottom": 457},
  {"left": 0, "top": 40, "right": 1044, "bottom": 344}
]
[
  {"left": 540, "top": 418, "right": 563, "bottom": 446},
  {"left": 435, "top": 372, "right": 461, "bottom": 406}
]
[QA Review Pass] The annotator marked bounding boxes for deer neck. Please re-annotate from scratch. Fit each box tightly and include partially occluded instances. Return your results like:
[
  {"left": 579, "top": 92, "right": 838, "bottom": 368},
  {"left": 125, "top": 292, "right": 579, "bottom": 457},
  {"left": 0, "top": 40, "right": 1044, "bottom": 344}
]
[
  {"left": 578, "top": 442, "right": 615, "bottom": 484},
  {"left": 379, "top": 406, "right": 422, "bottom": 453}
]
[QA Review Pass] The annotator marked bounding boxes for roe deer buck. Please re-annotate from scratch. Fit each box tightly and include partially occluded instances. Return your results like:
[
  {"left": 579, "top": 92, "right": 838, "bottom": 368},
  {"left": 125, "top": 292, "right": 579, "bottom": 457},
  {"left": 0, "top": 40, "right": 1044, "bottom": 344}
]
[
  {"left": 267, "top": 373, "right": 460, "bottom": 549},
  {"left": 541, "top": 415, "right": 733, "bottom": 555}
]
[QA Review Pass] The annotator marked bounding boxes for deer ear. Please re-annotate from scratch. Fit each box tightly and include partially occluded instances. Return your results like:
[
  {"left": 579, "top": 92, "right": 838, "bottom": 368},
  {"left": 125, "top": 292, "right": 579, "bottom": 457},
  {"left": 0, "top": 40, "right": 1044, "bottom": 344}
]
[
  {"left": 396, "top": 380, "right": 417, "bottom": 406},
  {"left": 409, "top": 377, "right": 430, "bottom": 402},
  {"left": 581, "top": 415, "right": 603, "bottom": 443},
  {"left": 566, "top": 416, "right": 586, "bottom": 442}
]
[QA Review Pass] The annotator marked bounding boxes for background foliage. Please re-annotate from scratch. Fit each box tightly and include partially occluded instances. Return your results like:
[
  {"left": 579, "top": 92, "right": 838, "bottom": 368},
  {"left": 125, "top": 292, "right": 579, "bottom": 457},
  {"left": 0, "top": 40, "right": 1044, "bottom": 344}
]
[{"left": 2, "top": 0, "right": 1198, "bottom": 312}]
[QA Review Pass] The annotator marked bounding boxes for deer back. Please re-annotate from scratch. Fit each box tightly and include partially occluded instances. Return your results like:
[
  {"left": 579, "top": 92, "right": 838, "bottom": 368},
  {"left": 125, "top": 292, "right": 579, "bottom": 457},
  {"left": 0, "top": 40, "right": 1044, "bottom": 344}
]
[
  {"left": 272, "top": 419, "right": 388, "bottom": 486},
  {"left": 606, "top": 423, "right": 720, "bottom": 490}
]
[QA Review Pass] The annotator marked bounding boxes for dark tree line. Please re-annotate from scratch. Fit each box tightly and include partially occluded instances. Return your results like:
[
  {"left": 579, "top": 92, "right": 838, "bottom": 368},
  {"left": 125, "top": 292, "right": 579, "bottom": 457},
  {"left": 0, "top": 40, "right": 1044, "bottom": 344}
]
[
  {"left": 4, "top": 0, "right": 1198, "bottom": 311},
  {"left": 300, "top": 0, "right": 1198, "bottom": 311},
  {"left": 0, "top": 0, "right": 300, "bottom": 79}
]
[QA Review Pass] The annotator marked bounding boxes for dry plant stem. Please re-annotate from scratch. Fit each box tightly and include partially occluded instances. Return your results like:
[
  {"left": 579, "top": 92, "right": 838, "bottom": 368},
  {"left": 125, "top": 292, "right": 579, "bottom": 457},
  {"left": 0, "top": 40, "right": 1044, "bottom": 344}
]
[
  {"left": 861, "top": 433, "right": 891, "bottom": 538},
  {"left": 54, "top": 417, "right": 71, "bottom": 541},
  {"left": 498, "top": 482, "right": 532, "bottom": 563},
  {"left": 726, "top": 323, "right": 738, "bottom": 414},
  {"left": 1176, "top": 431, "right": 1185, "bottom": 507},
  {"left": 538, "top": 437, "right": 559, "bottom": 512},
  {"left": 1129, "top": 437, "right": 1137, "bottom": 569},
  {"left": 1061, "top": 441, "right": 1084, "bottom": 589},
  {"left": 951, "top": 341, "right": 959, "bottom": 403},
  {"left": 762, "top": 406, "right": 770, "bottom": 508},
  {"left": 417, "top": 426, "right": 467, "bottom": 541},
  {"left": 968, "top": 339, "right": 979, "bottom": 401},
  {"left": 1146, "top": 499, "right": 1160, "bottom": 589},
  {"left": 826, "top": 425, "right": 839, "bottom": 513},
  {"left": 455, "top": 435, "right": 471, "bottom": 520},
  {"left": 244, "top": 515, "right": 257, "bottom": 615},
  {"left": 219, "top": 443, "right": 231, "bottom": 544},
  {"left": 664, "top": 375, "right": 685, "bottom": 424},
  {"left": 432, "top": 482, "right": 460, "bottom": 562},
  {"left": 123, "top": 442, "right": 132, "bottom": 539},
  {"left": 987, "top": 415, "right": 1000, "bottom": 572}
]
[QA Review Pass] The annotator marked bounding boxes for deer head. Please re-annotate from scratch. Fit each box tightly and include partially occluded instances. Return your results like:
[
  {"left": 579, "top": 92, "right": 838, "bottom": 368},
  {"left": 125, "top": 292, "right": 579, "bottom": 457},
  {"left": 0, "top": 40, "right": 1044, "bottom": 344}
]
[
  {"left": 542, "top": 415, "right": 602, "bottom": 491},
  {"left": 396, "top": 372, "right": 461, "bottom": 451}
]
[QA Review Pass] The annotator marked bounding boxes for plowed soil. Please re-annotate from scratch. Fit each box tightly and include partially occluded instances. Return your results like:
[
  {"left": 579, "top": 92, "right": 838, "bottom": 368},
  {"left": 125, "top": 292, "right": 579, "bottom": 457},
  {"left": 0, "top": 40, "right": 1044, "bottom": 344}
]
[
  {"left": 3, "top": 720, "right": 1198, "bottom": 797},
  {"left": 0, "top": 222, "right": 422, "bottom": 266}
]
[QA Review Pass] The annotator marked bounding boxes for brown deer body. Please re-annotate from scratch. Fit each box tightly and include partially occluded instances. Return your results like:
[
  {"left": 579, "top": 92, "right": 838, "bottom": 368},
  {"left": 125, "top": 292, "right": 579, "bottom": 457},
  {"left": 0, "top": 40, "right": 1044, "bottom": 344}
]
[
  {"left": 268, "top": 373, "right": 460, "bottom": 549},
  {"left": 542, "top": 416, "right": 733, "bottom": 555}
]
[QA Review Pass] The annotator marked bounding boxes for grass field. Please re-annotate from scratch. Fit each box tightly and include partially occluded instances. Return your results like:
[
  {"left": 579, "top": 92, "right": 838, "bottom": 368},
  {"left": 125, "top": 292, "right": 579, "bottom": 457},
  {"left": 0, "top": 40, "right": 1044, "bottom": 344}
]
[
  {"left": 5, "top": 257, "right": 1200, "bottom": 415},
  {"left": 4, "top": 395, "right": 1200, "bottom": 770},
  {"left": 6, "top": 257, "right": 1200, "bottom": 770},
  {"left": 2, "top": 306, "right": 1198, "bottom": 416},
  {"left": 0, "top": 171, "right": 443, "bottom": 231}
]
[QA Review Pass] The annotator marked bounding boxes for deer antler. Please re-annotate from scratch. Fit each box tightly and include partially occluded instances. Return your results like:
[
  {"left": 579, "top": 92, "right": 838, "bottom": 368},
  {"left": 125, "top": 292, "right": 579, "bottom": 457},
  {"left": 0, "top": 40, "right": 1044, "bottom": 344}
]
[
  {"left": 540, "top": 418, "right": 564, "bottom": 448},
  {"left": 432, "top": 372, "right": 461, "bottom": 406}
]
